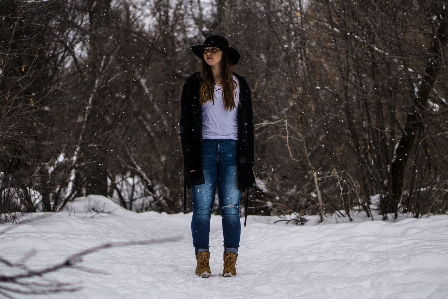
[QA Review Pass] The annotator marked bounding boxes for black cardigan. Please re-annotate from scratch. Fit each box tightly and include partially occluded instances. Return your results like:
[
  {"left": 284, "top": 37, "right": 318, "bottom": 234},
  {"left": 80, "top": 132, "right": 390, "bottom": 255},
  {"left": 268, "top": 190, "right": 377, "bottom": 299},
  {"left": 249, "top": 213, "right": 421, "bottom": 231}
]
[{"left": 180, "top": 72, "right": 255, "bottom": 191}]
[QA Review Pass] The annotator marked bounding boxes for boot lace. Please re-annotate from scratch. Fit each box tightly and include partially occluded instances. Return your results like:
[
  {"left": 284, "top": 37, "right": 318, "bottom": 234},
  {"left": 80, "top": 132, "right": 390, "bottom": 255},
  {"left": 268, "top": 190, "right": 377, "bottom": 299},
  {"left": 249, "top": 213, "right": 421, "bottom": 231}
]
[
  {"left": 197, "top": 253, "right": 209, "bottom": 268},
  {"left": 224, "top": 253, "right": 237, "bottom": 270}
]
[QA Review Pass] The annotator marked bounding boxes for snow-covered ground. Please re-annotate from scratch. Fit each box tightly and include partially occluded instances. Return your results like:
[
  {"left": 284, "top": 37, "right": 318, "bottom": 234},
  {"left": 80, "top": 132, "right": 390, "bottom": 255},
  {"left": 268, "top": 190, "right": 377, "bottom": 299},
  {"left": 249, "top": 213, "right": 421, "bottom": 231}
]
[{"left": 1, "top": 195, "right": 448, "bottom": 298}]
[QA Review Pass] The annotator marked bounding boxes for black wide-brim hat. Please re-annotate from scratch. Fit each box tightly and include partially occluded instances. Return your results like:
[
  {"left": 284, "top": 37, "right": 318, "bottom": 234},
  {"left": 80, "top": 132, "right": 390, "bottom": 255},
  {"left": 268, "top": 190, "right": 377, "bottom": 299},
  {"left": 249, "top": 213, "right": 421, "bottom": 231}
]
[{"left": 191, "top": 35, "right": 240, "bottom": 65}]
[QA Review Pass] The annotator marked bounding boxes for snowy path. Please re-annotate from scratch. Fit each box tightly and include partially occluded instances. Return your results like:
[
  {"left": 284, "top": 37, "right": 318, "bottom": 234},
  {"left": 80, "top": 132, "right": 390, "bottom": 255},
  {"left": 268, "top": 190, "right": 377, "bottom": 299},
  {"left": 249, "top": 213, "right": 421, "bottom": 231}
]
[{"left": 1, "top": 196, "right": 448, "bottom": 298}]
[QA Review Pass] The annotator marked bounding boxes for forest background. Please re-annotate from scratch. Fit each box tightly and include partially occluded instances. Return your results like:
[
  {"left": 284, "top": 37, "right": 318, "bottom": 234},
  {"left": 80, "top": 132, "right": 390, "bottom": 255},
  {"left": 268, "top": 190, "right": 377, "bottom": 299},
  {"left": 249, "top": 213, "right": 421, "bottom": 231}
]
[{"left": 1, "top": 0, "right": 447, "bottom": 222}]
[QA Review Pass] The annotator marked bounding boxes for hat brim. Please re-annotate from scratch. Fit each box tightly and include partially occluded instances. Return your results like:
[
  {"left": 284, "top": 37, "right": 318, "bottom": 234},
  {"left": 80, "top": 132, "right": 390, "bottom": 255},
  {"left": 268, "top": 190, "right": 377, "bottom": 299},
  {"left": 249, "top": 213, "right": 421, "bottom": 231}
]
[{"left": 191, "top": 45, "right": 240, "bottom": 65}]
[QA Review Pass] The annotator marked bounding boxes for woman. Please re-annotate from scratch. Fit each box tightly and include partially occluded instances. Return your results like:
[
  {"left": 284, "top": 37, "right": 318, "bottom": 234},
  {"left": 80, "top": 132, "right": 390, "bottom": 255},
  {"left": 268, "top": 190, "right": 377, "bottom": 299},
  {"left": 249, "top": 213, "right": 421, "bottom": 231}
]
[{"left": 180, "top": 35, "right": 255, "bottom": 278}]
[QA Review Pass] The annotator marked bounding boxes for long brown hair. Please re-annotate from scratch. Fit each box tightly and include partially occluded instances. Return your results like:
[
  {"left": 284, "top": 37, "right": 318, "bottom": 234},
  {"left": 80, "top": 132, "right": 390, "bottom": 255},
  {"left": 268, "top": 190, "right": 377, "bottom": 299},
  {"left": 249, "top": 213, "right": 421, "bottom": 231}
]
[{"left": 199, "top": 50, "right": 237, "bottom": 110}]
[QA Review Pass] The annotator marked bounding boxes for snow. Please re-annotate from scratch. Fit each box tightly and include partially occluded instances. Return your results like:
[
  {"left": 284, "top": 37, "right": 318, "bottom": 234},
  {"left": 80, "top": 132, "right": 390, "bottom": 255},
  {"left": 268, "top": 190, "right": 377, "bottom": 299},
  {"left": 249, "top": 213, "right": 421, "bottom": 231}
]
[
  {"left": 428, "top": 101, "right": 440, "bottom": 112},
  {"left": 2, "top": 195, "right": 448, "bottom": 298}
]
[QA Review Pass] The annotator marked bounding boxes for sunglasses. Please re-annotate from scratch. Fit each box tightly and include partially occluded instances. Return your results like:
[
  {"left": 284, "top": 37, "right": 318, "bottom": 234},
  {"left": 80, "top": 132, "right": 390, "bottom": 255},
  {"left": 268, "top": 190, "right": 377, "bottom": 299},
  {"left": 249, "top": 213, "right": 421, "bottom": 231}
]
[{"left": 203, "top": 47, "right": 221, "bottom": 54}]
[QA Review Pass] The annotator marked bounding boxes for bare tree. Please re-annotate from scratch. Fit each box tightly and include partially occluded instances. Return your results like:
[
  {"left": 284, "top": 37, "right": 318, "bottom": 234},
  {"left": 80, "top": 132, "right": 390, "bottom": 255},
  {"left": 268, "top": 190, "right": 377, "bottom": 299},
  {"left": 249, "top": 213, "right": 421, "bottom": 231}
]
[{"left": 0, "top": 0, "right": 72, "bottom": 213}]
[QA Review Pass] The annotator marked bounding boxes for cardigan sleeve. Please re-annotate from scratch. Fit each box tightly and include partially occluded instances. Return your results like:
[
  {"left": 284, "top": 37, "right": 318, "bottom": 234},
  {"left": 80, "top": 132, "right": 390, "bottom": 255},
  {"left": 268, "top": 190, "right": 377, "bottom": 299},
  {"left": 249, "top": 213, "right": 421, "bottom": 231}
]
[
  {"left": 180, "top": 75, "right": 195, "bottom": 172},
  {"left": 246, "top": 84, "right": 254, "bottom": 165},
  {"left": 239, "top": 75, "right": 255, "bottom": 165}
]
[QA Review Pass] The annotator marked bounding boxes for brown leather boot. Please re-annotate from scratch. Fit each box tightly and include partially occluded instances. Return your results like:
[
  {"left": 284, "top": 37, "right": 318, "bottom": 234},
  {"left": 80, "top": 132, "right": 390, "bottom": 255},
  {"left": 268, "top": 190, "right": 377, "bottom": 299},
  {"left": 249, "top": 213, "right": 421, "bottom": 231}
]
[
  {"left": 222, "top": 252, "right": 237, "bottom": 277},
  {"left": 195, "top": 252, "right": 211, "bottom": 278}
]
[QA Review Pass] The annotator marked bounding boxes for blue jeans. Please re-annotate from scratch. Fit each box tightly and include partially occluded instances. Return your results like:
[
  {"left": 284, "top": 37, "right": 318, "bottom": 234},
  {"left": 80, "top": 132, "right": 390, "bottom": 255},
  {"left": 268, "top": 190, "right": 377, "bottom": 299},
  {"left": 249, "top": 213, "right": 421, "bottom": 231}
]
[{"left": 191, "top": 139, "right": 241, "bottom": 255}]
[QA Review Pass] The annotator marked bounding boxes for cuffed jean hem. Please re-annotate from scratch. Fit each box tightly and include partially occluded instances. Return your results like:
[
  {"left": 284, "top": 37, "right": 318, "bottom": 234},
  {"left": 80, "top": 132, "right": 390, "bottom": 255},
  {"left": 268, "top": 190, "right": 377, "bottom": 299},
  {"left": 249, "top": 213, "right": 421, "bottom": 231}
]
[
  {"left": 195, "top": 248, "right": 210, "bottom": 255},
  {"left": 224, "top": 247, "right": 238, "bottom": 255}
]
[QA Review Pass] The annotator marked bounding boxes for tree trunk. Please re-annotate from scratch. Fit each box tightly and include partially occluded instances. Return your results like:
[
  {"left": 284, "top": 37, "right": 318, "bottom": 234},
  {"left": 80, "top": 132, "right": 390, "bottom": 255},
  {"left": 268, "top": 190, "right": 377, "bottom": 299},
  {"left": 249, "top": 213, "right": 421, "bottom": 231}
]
[
  {"left": 391, "top": 3, "right": 448, "bottom": 218},
  {"left": 83, "top": 0, "right": 112, "bottom": 196}
]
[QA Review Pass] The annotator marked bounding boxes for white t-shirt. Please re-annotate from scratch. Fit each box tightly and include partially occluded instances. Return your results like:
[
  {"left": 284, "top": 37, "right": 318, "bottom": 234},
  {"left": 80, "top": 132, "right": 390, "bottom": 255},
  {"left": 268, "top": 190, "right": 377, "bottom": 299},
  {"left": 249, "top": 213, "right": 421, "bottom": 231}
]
[{"left": 202, "top": 76, "right": 239, "bottom": 140}]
